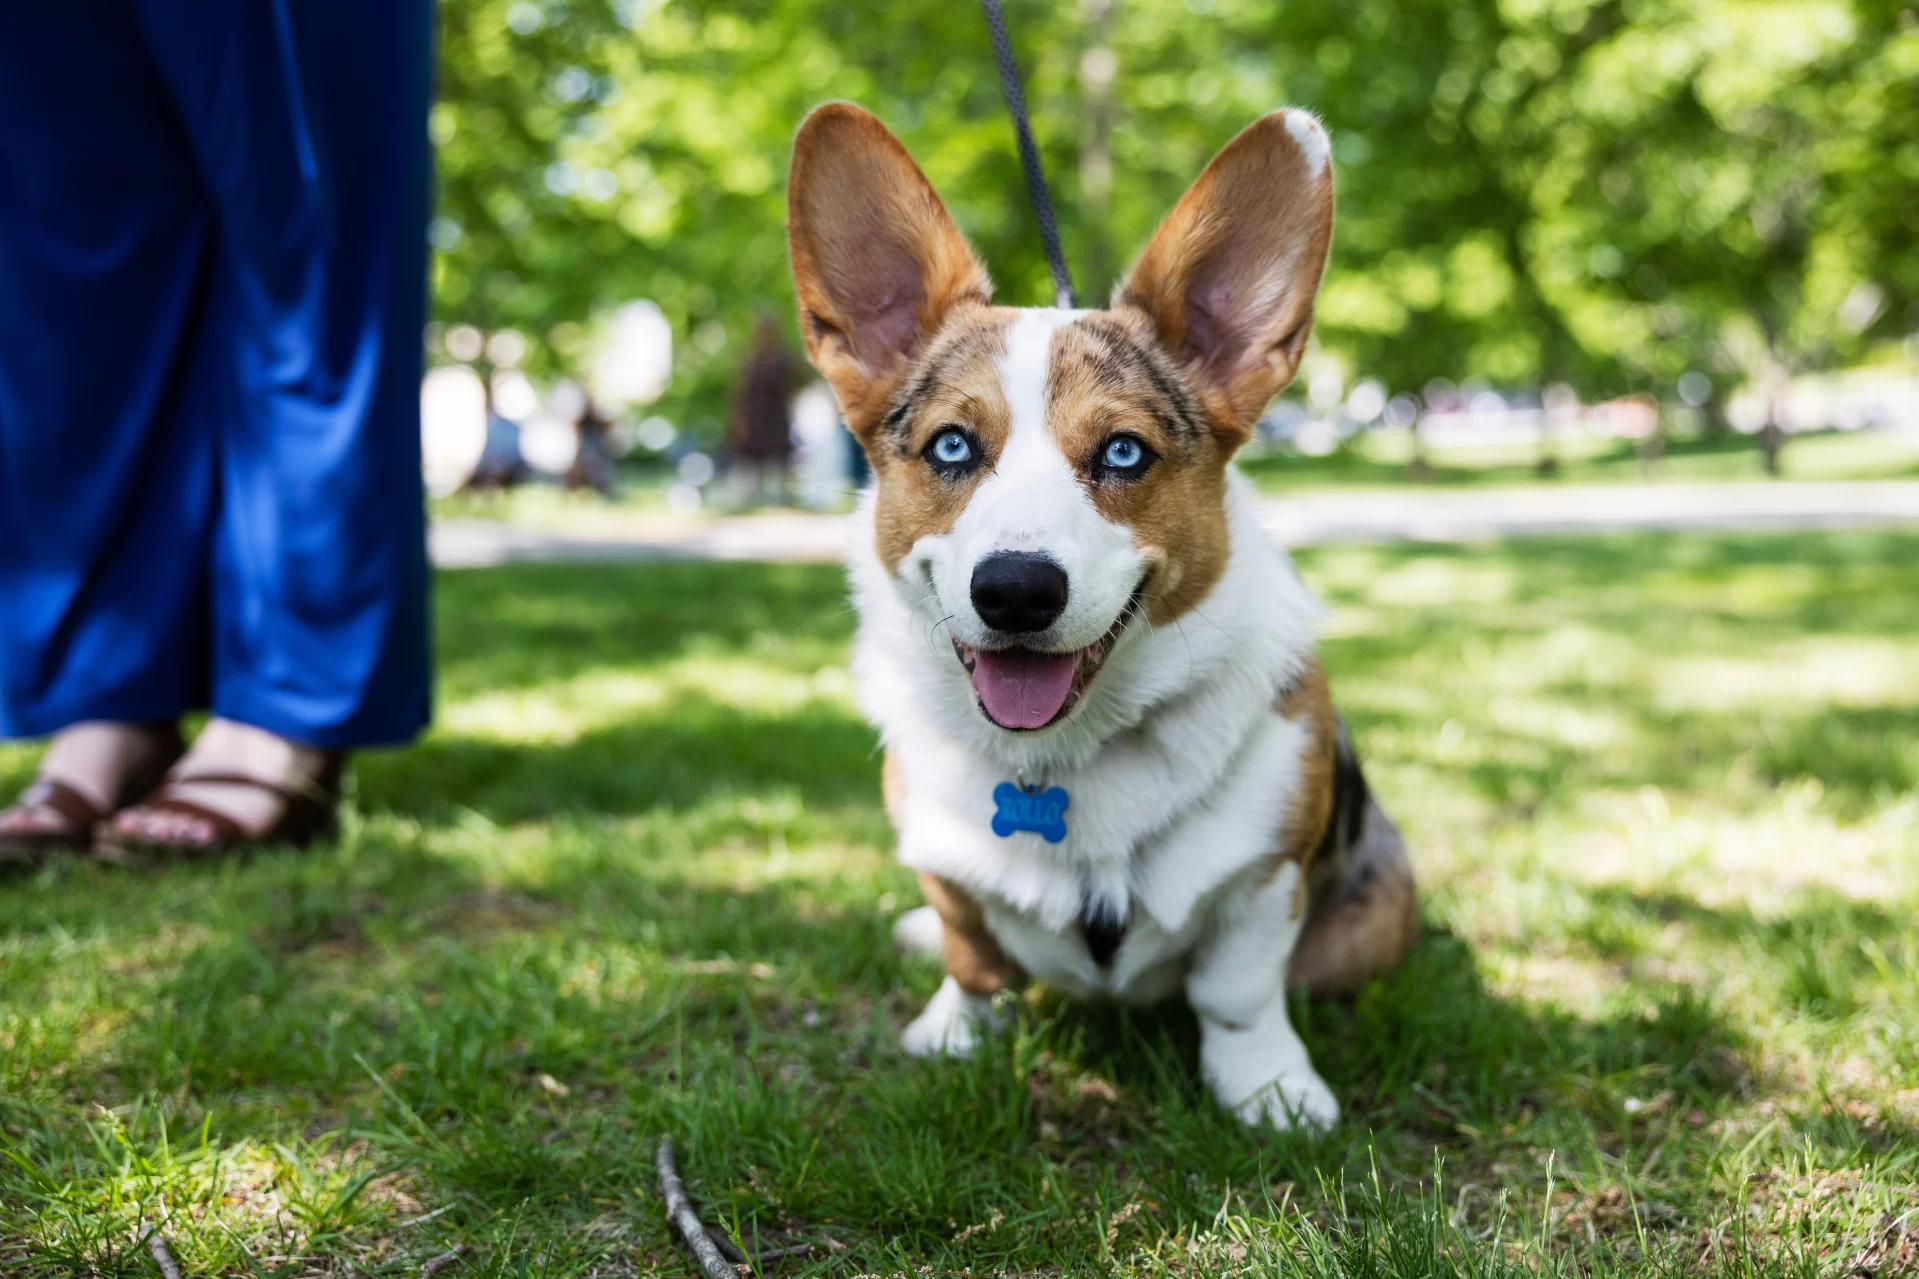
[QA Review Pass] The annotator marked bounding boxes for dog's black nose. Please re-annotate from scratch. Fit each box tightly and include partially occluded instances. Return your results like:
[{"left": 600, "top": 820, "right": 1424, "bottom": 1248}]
[{"left": 971, "top": 552, "right": 1068, "bottom": 634}]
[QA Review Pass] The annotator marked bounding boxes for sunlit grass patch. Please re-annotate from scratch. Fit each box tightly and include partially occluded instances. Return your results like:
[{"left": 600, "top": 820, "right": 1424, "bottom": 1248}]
[
  {"left": 3, "top": 532, "right": 1916, "bottom": 1276},
  {"left": 1240, "top": 423, "right": 1919, "bottom": 491}
]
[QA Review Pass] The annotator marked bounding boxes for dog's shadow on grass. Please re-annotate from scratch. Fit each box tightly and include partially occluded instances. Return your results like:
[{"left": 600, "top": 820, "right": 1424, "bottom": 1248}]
[{"left": 1010, "top": 916, "right": 1756, "bottom": 1186}]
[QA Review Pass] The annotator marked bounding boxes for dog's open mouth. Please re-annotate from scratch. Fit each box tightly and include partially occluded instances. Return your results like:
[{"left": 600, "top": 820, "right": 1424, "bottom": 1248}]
[{"left": 951, "top": 593, "right": 1142, "bottom": 731}]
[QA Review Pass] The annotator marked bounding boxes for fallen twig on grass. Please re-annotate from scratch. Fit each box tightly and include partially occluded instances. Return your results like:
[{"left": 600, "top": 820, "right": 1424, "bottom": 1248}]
[
  {"left": 656, "top": 1137, "right": 741, "bottom": 1279},
  {"left": 704, "top": 1225, "right": 815, "bottom": 1266},
  {"left": 419, "top": 1243, "right": 470, "bottom": 1278},
  {"left": 143, "top": 1224, "right": 185, "bottom": 1279},
  {"left": 396, "top": 1204, "right": 456, "bottom": 1228}
]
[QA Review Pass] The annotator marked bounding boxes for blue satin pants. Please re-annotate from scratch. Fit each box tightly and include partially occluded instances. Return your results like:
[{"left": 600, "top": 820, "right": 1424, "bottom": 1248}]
[{"left": 0, "top": 1, "right": 434, "bottom": 747}]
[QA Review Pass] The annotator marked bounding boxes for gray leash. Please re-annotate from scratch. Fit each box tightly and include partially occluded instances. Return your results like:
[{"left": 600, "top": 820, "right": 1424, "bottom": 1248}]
[{"left": 980, "top": 0, "right": 1076, "bottom": 308}]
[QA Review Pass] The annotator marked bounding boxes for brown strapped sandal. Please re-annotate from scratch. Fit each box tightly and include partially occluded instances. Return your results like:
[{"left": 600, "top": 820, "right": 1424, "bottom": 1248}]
[
  {"left": 95, "top": 754, "right": 347, "bottom": 865},
  {"left": 0, "top": 725, "right": 186, "bottom": 866}
]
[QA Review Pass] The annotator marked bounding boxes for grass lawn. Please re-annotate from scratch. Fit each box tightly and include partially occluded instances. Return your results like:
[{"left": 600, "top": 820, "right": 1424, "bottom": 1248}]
[
  {"left": 4, "top": 530, "right": 1917, "bottom": 1277},
  {"left": 1238, "top": 426, "right": 1919, "bottom": 493}
]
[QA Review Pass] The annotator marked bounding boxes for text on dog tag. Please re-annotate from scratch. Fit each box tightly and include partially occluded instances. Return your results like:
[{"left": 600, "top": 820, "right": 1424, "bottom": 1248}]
[{"left": 991, "top": 782, "right": 1069, "bottom": 843}]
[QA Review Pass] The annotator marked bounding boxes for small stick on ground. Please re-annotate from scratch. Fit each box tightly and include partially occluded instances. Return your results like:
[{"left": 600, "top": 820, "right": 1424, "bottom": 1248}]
[
  {"left": 144, "top": 1223, "right": 185, "bottom": 1279},
  {"left": 419, "top": 1243, "right": 470, "bottom": 1278},
  {"left": 657, "top": 1137, "right": 740, "bottom": 1279},
  {"left": 704, "top": 1227, "right": 748, "bottom": 1265},
  {"left": 704, "top": 1227, "right": 812, "bottom": 1266}
]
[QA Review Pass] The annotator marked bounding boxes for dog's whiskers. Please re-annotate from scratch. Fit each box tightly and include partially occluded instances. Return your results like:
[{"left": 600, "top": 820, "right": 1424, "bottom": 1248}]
[
  {"left": 925, "top": 612, "right": 958, "bottom": 656},
  {"left": 1182, "top": 601, "right": 1251, "bottom": 658}
]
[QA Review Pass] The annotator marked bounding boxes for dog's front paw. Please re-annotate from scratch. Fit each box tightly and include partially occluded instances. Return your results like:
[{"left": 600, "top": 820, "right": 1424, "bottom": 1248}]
[
  {"left": 1226, "top": 1069, "right": 1341, "bottom": 1133},
  {"left": 1199, "top": 1016, "right": 1340, "bottom": 1133},
  {"left": 892, "top": 905, "right": 944, "bottom": 956},
  {"left": 901, "top": 975, "right": 998, "bottom": 1058}
]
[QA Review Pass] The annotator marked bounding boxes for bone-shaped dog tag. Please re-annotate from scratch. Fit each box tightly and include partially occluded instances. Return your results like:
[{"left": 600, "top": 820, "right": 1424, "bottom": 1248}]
[{"left": 991, "top": 782, "right": 1070, "bottom": 843}]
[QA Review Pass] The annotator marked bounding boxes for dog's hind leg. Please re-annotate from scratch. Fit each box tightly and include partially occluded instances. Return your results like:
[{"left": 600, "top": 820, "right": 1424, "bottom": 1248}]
[{"left": 1288, "top": 792, "right": 1417, "bottom": 998}]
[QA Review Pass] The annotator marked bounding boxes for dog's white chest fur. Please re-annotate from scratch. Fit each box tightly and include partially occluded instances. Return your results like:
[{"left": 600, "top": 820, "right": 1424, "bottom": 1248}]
[{"left": 851, "top": 467, "right": 1322, "bottom": 997}]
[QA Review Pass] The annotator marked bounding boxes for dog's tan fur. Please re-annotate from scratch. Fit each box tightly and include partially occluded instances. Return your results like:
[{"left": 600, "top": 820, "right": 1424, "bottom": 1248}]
[
  {"left": 884, "top": 751, "right": 1025, "bottom": 995},
  {"left": 919, "top": 871, "right": 1026, "bottom": 995},
  {"left": 788, "top": 104, "right": 991, "bottom": 437},
  {"left": 1043, "top": 313, "right": 1237, "bottom": 625},
  {"left": 1116, "top": 113, "right": 1336, "bottom": 437},
  {"left": 864, "top": 310, "right": 1014, "bottom": 571},
  {"left": 1273, "top": 660, "right": 1337, "bottom": 900}
]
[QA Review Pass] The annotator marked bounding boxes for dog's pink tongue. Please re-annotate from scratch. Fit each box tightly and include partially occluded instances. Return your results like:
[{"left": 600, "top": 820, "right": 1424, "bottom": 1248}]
[{"left": 970, "top": 647, "right": 1078, "bottom": 729}]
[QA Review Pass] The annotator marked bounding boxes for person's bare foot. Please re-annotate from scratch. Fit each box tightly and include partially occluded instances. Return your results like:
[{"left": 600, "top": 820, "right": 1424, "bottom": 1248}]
[
  {"left": 0, "top": 722, "right": 185, "bottom": 857},
  {"left": 105, "top": 719, "right": 344, "bottom": 855}
]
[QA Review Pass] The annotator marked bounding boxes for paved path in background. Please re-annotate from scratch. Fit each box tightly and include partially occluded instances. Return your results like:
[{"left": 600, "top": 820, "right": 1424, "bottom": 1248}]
[{"left": 430, "top": 479, "right": 1919, "bottom": 568}]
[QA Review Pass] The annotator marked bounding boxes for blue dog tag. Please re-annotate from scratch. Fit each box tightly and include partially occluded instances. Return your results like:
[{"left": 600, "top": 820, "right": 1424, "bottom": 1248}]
[{"left": 991, "top": 782, "right": 1070, "bottom": 843}]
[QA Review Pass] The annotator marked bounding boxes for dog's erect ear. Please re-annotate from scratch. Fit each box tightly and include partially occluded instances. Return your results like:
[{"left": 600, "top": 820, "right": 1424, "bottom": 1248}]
[
  {"left": 1116, "top": 109, "right": 1335, "bottom": 439},
  {"left": 788, "top": 102, "right": 992, "bottom": 432}
]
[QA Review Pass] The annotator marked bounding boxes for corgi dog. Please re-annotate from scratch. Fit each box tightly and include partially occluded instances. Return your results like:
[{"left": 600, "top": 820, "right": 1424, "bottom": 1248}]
[{"left": 787, "top": 102, "right": 1416, "bottom": 1130}]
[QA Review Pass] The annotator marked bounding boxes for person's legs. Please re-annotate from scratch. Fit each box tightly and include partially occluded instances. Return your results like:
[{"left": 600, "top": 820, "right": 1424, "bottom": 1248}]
[
  {"left": 145, "top": 0, "right": 435, "bottom": 749},
  {"left": 110, "top": 0, "right": 434, "bottom": 848},
  {"left": 0, "top": 5, "right": 220, "bottom": 849},
  {"left": 0, "top": 5, "right": 219, "bottom": 739}
]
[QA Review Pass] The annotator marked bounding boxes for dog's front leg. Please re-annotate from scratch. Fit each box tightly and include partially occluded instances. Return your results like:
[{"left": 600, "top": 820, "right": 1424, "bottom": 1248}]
[
  {"left": 1186, "top": 862, "right": 1339, "bottom": 1131},
  {"left": 901, "top": 975, "right": 998, "bottom": 1057},
  {"left": 900, "top": 873, "right": 1024, "bottom": 1058}
]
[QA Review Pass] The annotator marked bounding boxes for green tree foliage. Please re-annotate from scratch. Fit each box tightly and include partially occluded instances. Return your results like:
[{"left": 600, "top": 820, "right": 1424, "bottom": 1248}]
[
  {"left": 1522, "top": 0, "right": 1919, "bottom": 404},
  {"left": 433, "top": 0, "right": 1916, "bottom": 438}
]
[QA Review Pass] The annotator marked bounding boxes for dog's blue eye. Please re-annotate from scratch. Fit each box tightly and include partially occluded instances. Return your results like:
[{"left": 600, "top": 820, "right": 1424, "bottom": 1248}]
[
  {"left": 1102, "top": 435, "right": 1145, "bottom": 469},
  {"left": 930, "top": 429, "right": 973, "bottom": 466}
]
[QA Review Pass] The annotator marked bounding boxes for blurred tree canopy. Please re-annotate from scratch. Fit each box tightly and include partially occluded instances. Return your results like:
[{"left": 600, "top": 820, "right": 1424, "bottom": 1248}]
[{"left": 433, "top": 0, "right": 1919, "bottom": 436}]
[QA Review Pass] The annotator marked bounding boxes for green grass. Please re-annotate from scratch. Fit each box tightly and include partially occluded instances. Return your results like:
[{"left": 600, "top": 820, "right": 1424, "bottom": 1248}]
[
  {"left": 1239, "top": 426, "right": 1919, "bottom": 492},
  {"left": 4, "top": 532, "right": 1917, "bottom": 1277}
]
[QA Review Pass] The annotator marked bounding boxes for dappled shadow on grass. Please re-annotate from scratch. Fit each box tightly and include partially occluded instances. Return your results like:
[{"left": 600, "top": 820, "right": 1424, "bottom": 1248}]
[
  {"left": 1316, "top": 530, "right": 1919, "bottom": 815},
  {"left": 431, "top": 559, "right": 853, "bottom": 703},
  {"left": 1326, "top": 529, "right": 1919, "bottom": 636},
  {"left": 1023, "top": 922, "right": 1750, "bottom": 1184},
  {"left": 1570, "top": 883, "right": 1911, "bottom": 1024},
  {"left": 1351, "top": 695, "right": 1915, "bottom": 819},
  {"left": 360, "top": 693, "right": 883, "bottom": 824},
  {"left": 1239, "top": 427, "right": 1916, "bottom": 491},
  {"left": 109, "top": 883, "right": 818, "bottom": 1099},
  {"left": 68, "top": 847, "right": 1759, "bottom": 1268},
  {"left": 7, "top": 534, "right": 1916, "bottom": 1274}
]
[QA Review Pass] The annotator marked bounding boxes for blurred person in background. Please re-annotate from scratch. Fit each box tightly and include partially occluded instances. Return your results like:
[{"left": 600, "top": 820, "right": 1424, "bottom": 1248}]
[
  {"left": 726, "top": 314, "right": 801, "bottom": 506},
  {"left": 566, "top": 398, "right": 621, "bottom": 499},
  {"left": 0, "top": 2, "right": 434, "bottom": 863}
]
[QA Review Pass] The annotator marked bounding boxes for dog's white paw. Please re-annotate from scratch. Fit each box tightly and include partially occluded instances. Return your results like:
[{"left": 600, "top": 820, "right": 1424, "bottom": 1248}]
[
  {"left": 893, "top": 905, "right": 944, "bottom": 956},
  {"left": 1226, "top": 1069, "right": 1341, "bottom": 1133},
  {"left": 900, "top": 975, "right": 997, "bottom": 1058},
  {"left": 1200, "top": 1015, "right": 1340, "bottom": 1133}
]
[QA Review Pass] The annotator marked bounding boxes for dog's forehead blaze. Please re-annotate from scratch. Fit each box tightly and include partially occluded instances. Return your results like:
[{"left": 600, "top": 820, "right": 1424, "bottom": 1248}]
[
  {"left": 1042, "top": 312, "right": 1207, "bottom": 461},
  {"left": 868, "top": 307, "right": 1235, "bottom": 622},
  {"left": 869, "top": 308, "right": 1015, "bottom": 571}
]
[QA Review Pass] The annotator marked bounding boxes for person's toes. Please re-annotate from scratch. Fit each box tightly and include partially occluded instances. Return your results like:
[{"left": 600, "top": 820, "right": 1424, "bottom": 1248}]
[
  {"left": 112, "top": 809, "right": 154, "bottom": 839},
  {"left": 115, "top": 807, "right": 214, "bottom": 848},
  {"left": 2, "top": 806, "right": 58, "bottom": 835}
]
